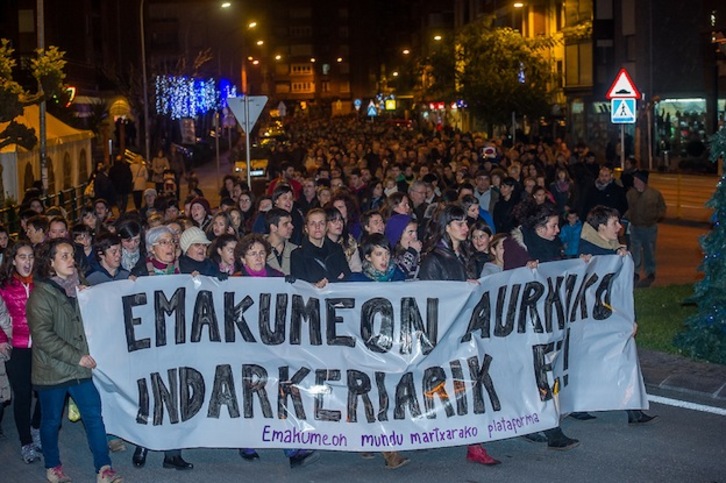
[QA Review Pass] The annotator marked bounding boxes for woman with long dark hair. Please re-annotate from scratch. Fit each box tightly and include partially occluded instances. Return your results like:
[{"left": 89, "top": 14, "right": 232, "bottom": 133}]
[
  {"left": 0, "top": 241, "right": 42, "bottom": 463},
  {"left": 418, "top": 204, "right": 501, "bottom": 466}
]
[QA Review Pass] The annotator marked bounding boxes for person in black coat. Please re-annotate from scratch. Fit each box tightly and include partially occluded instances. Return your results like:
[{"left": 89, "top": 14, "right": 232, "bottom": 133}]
[
  {"left": 418, "top": 204, "right": 501, "bottom": 466},
  {"left": 109, "top": 156, "right": 133, "bottom": 214},
  {"left": 92, "top": 164, "right": 117, "bottom": 209},
  {"left": 177, "top": 227, "right": 219, "bottom": 277},
  {"left": 290, "top": 208, "right": 350, "bottom": 287},
  {"left": 580, "top": 164, "right": 628, "bottom": 219}
]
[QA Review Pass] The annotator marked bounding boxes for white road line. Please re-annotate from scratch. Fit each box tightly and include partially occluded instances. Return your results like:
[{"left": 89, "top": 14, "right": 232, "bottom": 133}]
[{"left": 648, "top": 394, "right": 726, "bottom": 416}]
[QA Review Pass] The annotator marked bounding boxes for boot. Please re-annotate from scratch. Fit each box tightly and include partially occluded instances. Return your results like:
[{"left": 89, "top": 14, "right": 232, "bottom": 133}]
[{"left": 627, "top": 410, "right": 659, "bottom": 425}]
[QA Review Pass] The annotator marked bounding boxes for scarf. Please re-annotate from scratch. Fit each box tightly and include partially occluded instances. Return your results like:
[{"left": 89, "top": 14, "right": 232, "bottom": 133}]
[
  {"left": 595, "top": 179, "right": 612, "bottom": 191},
  {"left": 362, "top": 261, "right": 397, "bottom": 282},
  {"left": 148, "top": 257, "right": 177, "bottom": 275},
  {"left": 121, "top": 249, "right": 140, "bottom": 272},
  {"left": 13, "top": 272, "right": 34, "bottom": 285},
  {"left": 554, "top": 179, "right": 570, "bottom": 193},
  {"left": 245, "top": 265, "right": 268, "bottom": 277},
  {"left": 51, "top": 272, "right": 81, "bottom": 298},
  {"left": 219, "top": 262, "right": 235, "bottom": 275}
]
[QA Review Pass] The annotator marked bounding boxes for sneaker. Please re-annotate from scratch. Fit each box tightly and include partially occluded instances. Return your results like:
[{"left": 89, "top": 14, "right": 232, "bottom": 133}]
[
  {"left": 522, "top": 432, "right": 548, "bottom": 443},
  {"left": 96, "top": 465, "right": 123, "bottom": 483},
  {"left": 21, "top": 443, "right": 41, "bottom": 464},
  {"left": 466, "top": 444, "right": 501, "bottom": 465},
  {"left": 547, "top": 436, "right": 580, "bottom": 450},
  {"left": 107, "top": 438, "right": 127, "bottom": 453},
  {"left": 289, "top": 449, "right": 320, "bottom": 468},
  {"left": 31, "top": 427, "right": 43, "bottom": 453},
  {"left": 382, "top": 451, "right": 410, "bottom": 469},
  {"left": 238, "top": 448, "right": 260, "bottom": 461},
  {"left": 46, "top": 465, "right": 72, "bottom": 483}
]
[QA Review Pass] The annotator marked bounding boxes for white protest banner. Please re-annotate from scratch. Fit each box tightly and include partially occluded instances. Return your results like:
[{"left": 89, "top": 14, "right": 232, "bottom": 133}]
[{"left": 79, "top": 255, "right": 647, "bottom": 452}]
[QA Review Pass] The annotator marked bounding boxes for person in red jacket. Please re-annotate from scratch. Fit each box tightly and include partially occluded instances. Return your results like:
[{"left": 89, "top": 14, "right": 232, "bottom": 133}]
[{"left": 0, "top": 240, "right": 42, "bottom": 463}]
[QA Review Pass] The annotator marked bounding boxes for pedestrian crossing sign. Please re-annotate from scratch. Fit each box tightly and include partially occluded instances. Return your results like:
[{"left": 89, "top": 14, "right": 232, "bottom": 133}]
[{"left": 611, "top": 98, "right": 636, "bottom": 124}]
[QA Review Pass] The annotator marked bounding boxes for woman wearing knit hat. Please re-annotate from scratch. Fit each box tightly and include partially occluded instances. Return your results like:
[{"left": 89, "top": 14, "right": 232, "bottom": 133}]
[
  {"left": 177, "top": 227, "right": 217, "bottom": 277},
  {"left": 188, "top": 197, "right": 212, "bottom": 232}
]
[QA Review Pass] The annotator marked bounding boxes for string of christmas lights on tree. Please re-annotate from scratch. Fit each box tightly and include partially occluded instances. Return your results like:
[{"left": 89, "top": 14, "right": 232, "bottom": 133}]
[{"left": 155, "top": 76, "right": 220, "bottom": 119}]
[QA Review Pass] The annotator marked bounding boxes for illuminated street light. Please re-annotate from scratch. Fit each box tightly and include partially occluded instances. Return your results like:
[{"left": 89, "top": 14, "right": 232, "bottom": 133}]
[
  {"left": 221, "top": 2, "right": 231, "bottom": 8},
  {"left": 513, "top": 2, "right": 524, "bottom": 7},
  {"left": 310, "top": 57, "right": 316, "bottom": 63},
  {"left": 256, "top": 40, "right": 264, "bottom": 45},
  {"left": 247, "top": 56, "right": 254, "bottom": 61},
  {"left": 392, "top": 71, "right": 399, "bottom": 77},
  {"left": 433, "top": 35, "right": 442, "bottom": 41},
  {"left": 275, "top": 54, "right": 282, "bottom": 60},
  {"left": 402, "top": 49, "right": 410, "bottom": 55},
  {"left": 248, "top": 21, "right": 257, "bottom": 28},
  {"left": 252, "top": 60, "right": 260, "bottom": 65},
  {"left": 336, "top": 57, "right": 343, "bottom": 63}
]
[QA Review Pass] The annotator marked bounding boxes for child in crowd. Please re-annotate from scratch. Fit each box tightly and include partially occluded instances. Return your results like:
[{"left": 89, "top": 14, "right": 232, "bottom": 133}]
[{"left": 559, "top": 209, "right": 582, "bottom": 258}]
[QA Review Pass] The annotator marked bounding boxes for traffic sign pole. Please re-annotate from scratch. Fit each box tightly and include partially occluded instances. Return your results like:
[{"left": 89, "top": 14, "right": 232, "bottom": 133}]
[{"left": 244, "top": 96, "right": 252, "bottom": 190}]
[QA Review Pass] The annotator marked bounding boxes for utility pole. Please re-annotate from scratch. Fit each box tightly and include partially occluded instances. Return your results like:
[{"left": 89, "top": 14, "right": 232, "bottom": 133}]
[{"left": 37, "top": 0, "right": 47, "bottom": 195}]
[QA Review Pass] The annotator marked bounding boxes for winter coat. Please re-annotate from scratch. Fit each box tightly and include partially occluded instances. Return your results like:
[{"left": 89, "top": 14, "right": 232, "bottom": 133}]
[
  {"left": 290, "top": 237, "right": 351, "bottom": 284},
  {"left": 27, "top": 279, "right": 92, "bottom": 388},
  {"left": 559, "top": 220, "right": 583, "bottom": 258},
  {"left": 131, "top": 163, "right": 149, "bottom": 192},
  {"left": 85, "top": 266, "right": 131, "bottom": 285},
  {"left": 577, "top": 222, "right": 624, "bottom": 256},
  {"left": 178, "top": 255, "right": 222, "bottom": 278},
  {"left": 0, "top": 276, "right": 34, "bottom": 348},
  {"left": 625, "top": 186, "right": 666, "bottom": 227},
  {"left": 109, "top": 161, "right": 133, "bottom": 195},
  {"left": 419, "top": 241, "right": 470, "bottom": 282}
]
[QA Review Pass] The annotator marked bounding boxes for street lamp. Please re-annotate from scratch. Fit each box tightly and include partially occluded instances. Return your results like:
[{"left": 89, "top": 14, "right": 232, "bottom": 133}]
[{"left": 140, "top": 0, "right": 151, "bottom": 164}]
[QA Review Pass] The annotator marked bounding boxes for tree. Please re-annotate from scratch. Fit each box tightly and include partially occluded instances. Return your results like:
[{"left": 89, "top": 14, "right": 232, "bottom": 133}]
[
  {"left": 0, "top": 39, "right": 66, "bottom": 151},
  {"left": 455, "top": 17, "right": 558, "bottom": 131},
  {"left": 674, "top": 128, "right": 726, "bottom": 363}
]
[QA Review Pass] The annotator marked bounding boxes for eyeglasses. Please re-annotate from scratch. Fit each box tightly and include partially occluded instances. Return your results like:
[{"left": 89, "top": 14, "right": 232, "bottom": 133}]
[{"left": 154, "top": 239, "right": 175, "bottom": 246}]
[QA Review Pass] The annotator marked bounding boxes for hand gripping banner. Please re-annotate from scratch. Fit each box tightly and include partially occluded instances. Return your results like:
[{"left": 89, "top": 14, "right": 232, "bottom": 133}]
[{"left": 79, "top": 255, "right": 647, "bottom": 451}]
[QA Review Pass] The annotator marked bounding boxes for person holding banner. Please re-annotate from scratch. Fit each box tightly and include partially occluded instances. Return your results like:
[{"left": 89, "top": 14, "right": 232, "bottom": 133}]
[
  {"left": 131, "top": 225, "right": 193, "bottom": 470},
  {"left": 577, "top": 205, "right": 658, "bottom": 425},
  {"left": 346, "top": 233, "right": 409, "bottom": 469},
  {"left": 418, "top": 204, "right": 501, "bottom": 466},
  {"left": 233, "top": 233, "right": 320, "bottom": 468},
  {"left": 502, "top": 203, "right": 580, "bottom": 450},
  {"left": 26, "top": 239, "right": 123, "bottom": 483},
  {"left": 290, "top": 208, "right": 350, "bottom": 288}
]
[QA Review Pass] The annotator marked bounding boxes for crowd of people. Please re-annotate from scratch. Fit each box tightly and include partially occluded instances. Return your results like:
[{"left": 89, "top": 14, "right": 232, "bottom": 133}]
[{"left": 0, "top": 115, "right": 665, "bottom": 481}]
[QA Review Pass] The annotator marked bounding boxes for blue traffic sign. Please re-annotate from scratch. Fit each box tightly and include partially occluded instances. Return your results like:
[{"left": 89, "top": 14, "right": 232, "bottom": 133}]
[{"left": 611, "top": 98, "right": 636, "bottom": 124}]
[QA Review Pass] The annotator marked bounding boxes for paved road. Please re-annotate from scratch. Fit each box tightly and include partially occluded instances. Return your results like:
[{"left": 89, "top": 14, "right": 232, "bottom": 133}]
[{"left": 1, "top": 399, "right": 724, "bottom": 482}]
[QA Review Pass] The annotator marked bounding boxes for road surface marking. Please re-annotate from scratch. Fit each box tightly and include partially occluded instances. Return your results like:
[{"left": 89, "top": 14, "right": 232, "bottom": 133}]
[{"left": 648, "top": 395, "right": 726, "bottom": 416}]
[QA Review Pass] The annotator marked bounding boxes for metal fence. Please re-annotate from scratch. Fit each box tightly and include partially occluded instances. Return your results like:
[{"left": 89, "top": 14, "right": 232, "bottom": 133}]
[{"left": 0, "top": 184, "right": 91, "bottom": 236}]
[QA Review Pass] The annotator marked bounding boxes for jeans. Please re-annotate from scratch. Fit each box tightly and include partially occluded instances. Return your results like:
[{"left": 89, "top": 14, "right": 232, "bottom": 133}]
[
  {"left": 630, "top": 225, "right": 658, "bottom": 277},
  {"left": 5, "top": 347, "right": 41, "bottom": 446},
  {"left": 37, "top": 379, "right": 111, "bottom": 472}
]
